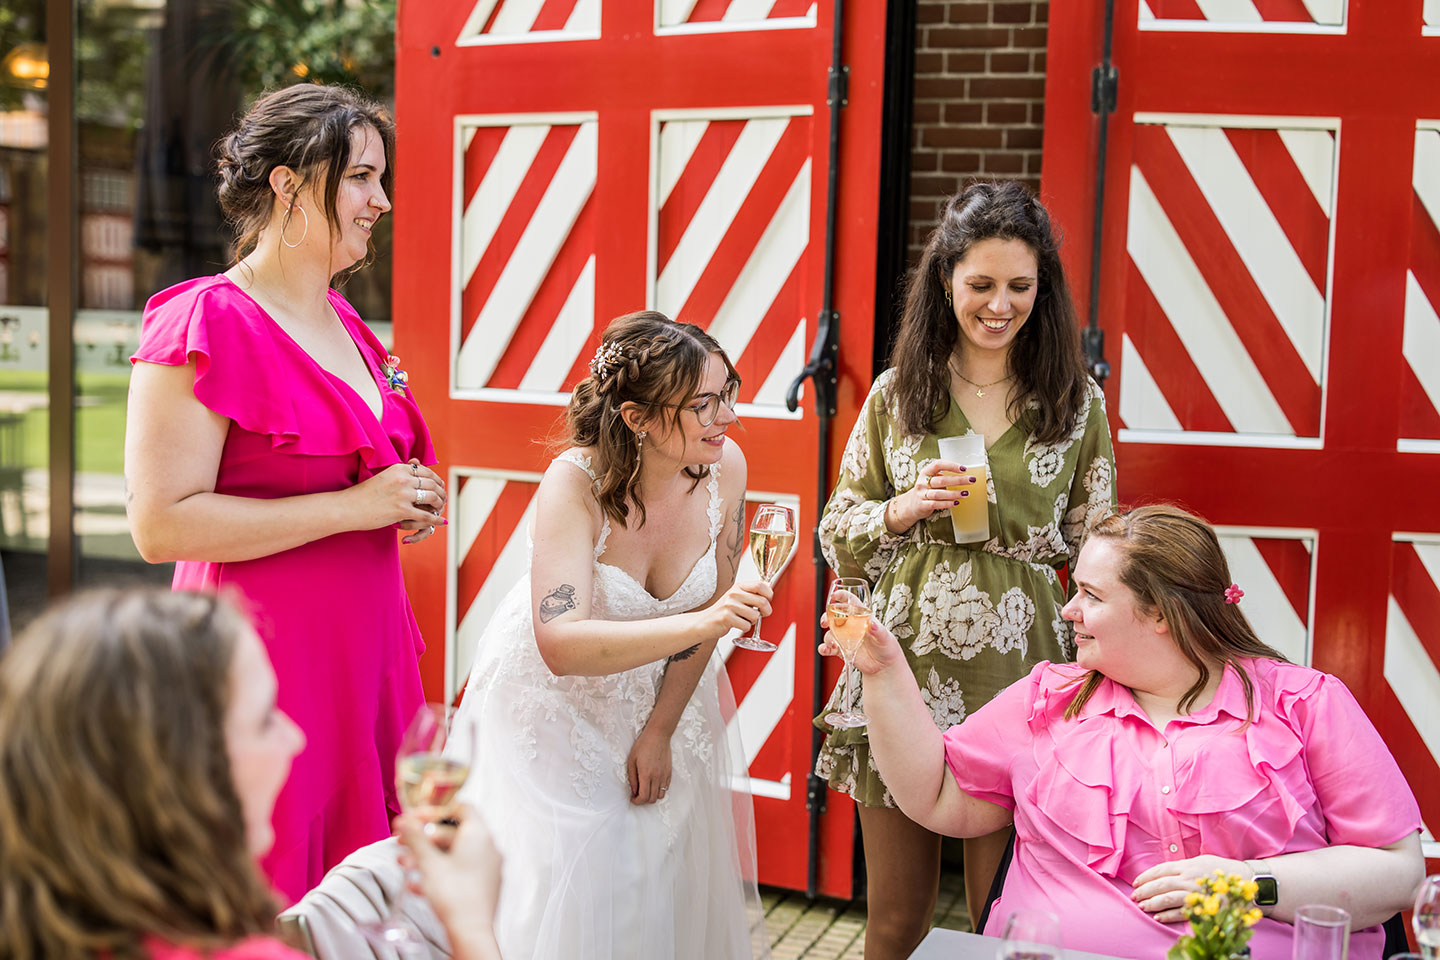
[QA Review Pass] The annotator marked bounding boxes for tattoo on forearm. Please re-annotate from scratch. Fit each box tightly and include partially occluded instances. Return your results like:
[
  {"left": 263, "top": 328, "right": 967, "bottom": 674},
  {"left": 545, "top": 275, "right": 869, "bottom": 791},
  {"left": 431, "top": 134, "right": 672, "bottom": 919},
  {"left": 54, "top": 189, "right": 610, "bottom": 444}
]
[
  {"left": 538, "top": 584, "right": 577, "bottom": 623},
  {"left": 725, "top": 500, "right": 745, "bottom": 573},
  {"left": 669, "top": 643, "right": 701, "bottom": 662}
]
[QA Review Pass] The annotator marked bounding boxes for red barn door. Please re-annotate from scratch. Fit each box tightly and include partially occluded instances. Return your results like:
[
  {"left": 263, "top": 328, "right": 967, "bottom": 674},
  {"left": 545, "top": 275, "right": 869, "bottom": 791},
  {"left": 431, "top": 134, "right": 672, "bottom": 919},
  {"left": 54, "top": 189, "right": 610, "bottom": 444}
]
[{"left": 394, "top": 0, "right": 886, "bottom": 895}]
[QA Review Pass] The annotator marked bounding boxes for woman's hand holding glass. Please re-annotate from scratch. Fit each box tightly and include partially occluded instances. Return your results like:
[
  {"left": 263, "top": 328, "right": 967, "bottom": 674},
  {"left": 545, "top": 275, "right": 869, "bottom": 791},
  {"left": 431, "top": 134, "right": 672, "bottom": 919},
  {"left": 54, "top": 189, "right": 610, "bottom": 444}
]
[
  {"left": 818, "top": 603, "right": 907, "bottom": 676},
  {"left": 885, "top": 459, "right": 975, "bottom": 533}
]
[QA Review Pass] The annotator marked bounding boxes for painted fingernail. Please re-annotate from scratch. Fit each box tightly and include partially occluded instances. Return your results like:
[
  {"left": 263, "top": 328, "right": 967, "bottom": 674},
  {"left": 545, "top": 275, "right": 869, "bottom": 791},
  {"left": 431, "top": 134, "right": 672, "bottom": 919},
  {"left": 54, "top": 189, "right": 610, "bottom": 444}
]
[
  {"left": 957, "top": 465, "right": 966, "bottom": 472},
  {"left": 969, "top": 476, "right": 977, "bottom": 483},
  {"left": 960, "top": 490, "right": 969, "bottom": 498}
]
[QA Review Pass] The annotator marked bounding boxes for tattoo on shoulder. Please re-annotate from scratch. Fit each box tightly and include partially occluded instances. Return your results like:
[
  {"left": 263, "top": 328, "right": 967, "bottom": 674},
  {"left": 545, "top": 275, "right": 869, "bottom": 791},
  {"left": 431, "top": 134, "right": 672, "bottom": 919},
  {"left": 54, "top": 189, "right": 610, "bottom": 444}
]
[
  {"left": 538, "top": 584, "right": 578, "bottom": 623},
  {"left": 669, "top": 643, "right": 701, "bottom": 662}
]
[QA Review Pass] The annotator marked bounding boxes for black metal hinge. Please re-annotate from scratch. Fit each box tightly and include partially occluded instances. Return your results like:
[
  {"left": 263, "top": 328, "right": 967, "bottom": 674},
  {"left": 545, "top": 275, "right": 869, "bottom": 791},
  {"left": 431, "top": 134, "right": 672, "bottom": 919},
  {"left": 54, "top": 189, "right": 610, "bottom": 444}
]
[
  {"left": 1091, "top": 63, "right": 1118, "bottom": 116},
  {"left": 827, "top": 64, "right": 850, "bottom": 108}
]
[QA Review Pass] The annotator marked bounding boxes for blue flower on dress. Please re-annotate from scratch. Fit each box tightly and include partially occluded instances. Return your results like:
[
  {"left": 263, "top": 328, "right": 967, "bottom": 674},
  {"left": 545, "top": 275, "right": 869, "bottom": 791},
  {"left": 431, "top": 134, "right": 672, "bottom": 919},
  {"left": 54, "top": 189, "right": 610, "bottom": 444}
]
[{"left": 382, "top": 354, "right": 410, "bottom": 392}]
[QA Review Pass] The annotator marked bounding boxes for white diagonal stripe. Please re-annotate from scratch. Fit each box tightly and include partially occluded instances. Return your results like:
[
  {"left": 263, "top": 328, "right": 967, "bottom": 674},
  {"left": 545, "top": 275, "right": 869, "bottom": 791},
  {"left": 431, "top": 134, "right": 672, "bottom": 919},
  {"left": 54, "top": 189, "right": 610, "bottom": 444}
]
[
  {"left": 1298, "top": 0, "right": 1342, "bottom": 24},
  {"left": 1414, "top": 541, "right": 1440, "bottom": 590},
  {"left": 1403, "top": 270, "right": 1440, "bottom": 418},
  {"left": 726, "top": 623, "right": 795, "bottom": 769},
  {"left": 456, "top": 476, "right": 507, "bottom": 572},
  {"left": 1278, "top": 129, "right": 1336, "bottom": 218},
  {"left": 724, "top": 0, "right": 779, "bottom": 20},
  {"left": 456, "top": 495, "right": 538, "bottom": 692},
  {"left": 1414, "top": 130, "right": 1440, "bottom": 228},
  {"left": 1385, "top": 596, "right": 1440, "bottom": 770},
  {"left": 491, "top": 0, "right": 544, "bottom": 34},
  {"left": 519, "top": 255, "right": 595, "bottom": 392},
  {"left": 1139, "top": 0, "right": 1157, "bottom": 18},
  {"left": 658, "top": 120, "right": 709, "bottom": 209},
  {"left": 459, "top": 0, "right": 502, "bottom": 38},
  {"left": 1166, "top": 125, "right": 1324, "bottom": 382},
  {"left": 458, "top": 123, "right": 597, "bottom": 389},
  {"left": 1217, "top": 533, "right": 1309, "bottom": 665},
  {"left": 656, "top": 117, "right": 789, "bottom": 316},
  {"left": 752, "top": 317, "right": 807, "bottom": 408},
  {"left": 708, "top": 159, "right": 811, "bottom": 362},
  {"left": 566, "top": 0, "right": 599, "bottom": 31},
  {"left": 1127, "top": 167, "right": 1291, "bottom": 435},
  {"left": 660, "top": 0, "right": 703, "bottom": 26},
  {"left": 462, "top": 124, "right": 549, "bottom": 288},
  {"left": 1120, "top": 333, "right": 1183, "bottom": 431},
  {"left": 1194, "top": 0, "right": 1262, "bottom": 20}
]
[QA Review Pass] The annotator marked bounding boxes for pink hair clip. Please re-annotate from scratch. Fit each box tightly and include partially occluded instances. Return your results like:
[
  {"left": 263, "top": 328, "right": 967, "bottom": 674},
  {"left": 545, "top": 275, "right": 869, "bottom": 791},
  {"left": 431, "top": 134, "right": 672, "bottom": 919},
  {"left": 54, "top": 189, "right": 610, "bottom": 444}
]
[{"left": 1223, "top": 583, "right": 1244, "bottom": 604}]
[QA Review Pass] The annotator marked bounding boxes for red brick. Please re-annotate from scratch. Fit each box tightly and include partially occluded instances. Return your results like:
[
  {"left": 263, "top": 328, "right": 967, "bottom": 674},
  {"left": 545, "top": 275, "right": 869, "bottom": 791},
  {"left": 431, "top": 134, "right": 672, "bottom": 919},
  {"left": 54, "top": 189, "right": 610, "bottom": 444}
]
[
  {"left": 925, "top": 26, "right": 1011, "bottom": 48},
  {"left": 969, "top": 76, "right": 1046, "bottom": 99},
  {"left": 947, "top": 2, "right": 991, "bottom": 23},
  {"left": 915, "top": 51, "right": 945, "bottom": 74},
  {"left": 940, "top": 152, "right": 984, "bottom": 173},
  {"left": 922, "top": 125, "right": 1003, "bottom": 149},
  {"left": 943, "top": 102, "right": 985, "bottom": 123},
  {"left": 983, "top": 152, "right": 1026, "bottom": 174},
  {"left": 1035, "top": 2, "right": 1049, "bottom": 24},
  {"left": 911, "top": 150, "right": 940, "bottom": 172},
  {"left": 1006, "top": 127, "right": 1045, "bottom": 149},
  {"left": 916, "top": 3, "right": 946, "bottom": 24},
  {"left": 913, "top": 173, "right": 961, "bottom": 196},
  {"left": 992, "top": 3, "right": 1034, "bottom": 24},
  {"left": 1033, "top": 50, "right": 1047, "bottom": 72},
  {"left": 1025, "top": 153, "right": 1044, "bottom": 176},
  {"left": 946, "top": 51, "right": 987, "bottom": 72},
  {"left": 912, "top": 102, "right": 942, "bottom": 124},
  {"left": 1013, "top": 26, "right": 1048, "bottom": 46},
  {"left": 914, "top": 75, "right": 970, "bottom": 100},
  {"left": 986, "top": 102, "right": 1029, "bottom": 124},
  {"left": 989, "top": 51, "right": 1031, "bottom": 73},
  {"left": 1030, "top": 101, "right": 1045, "bottom": 124},
  {"left": 911, "top": 198, "right": 944, "bottom": 222}
]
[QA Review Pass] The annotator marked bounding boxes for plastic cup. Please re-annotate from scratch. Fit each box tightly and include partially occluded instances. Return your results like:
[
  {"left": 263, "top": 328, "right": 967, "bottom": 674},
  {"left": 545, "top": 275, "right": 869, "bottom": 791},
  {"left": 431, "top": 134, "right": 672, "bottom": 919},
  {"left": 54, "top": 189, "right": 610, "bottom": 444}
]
[{"left": 936, "top": 434, "right": 989, "bottom": 544}]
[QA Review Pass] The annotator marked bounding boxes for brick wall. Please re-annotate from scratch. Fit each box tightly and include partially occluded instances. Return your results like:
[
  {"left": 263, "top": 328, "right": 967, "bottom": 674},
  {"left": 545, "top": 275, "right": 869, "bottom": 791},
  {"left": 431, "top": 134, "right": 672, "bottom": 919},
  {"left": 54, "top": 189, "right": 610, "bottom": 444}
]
[{"left": 907, "top": 0, "right": 1050, "bottom": 263}]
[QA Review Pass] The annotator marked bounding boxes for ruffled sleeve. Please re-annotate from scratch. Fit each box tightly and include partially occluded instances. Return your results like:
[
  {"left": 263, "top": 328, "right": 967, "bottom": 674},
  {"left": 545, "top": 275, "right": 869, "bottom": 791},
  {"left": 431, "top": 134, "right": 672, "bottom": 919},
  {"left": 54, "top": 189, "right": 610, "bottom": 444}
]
[{"left": 942, "top": 662, "right": 1061, "bottom": 810}]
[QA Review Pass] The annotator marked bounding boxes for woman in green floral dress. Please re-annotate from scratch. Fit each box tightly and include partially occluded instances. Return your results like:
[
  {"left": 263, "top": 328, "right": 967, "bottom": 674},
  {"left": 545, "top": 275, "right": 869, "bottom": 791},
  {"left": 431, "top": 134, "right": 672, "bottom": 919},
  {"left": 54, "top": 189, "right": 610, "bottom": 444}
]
[{"left": 815, "top": 181, "right": 1116, "bottom": 960}]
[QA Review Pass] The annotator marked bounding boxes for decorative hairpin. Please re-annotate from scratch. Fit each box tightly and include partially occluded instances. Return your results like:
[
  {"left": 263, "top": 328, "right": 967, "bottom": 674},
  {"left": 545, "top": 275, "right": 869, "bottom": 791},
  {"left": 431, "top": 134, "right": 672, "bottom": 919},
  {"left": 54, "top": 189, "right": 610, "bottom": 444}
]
[
  {"left": 1223, "top": 583, "right": 1244, "bottom": 604},
  {"left": 589, "top": 341, "right": 628, "bottom": 381}
]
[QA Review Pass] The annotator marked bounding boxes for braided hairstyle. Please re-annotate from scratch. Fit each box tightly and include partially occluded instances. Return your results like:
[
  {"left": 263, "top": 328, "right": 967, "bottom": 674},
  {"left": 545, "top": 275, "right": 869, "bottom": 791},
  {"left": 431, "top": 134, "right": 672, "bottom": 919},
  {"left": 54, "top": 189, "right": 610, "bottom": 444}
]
[
  {"left": 566, "top": 311, "right": 739, "bottom": 528},
  {"left": 891, "top": 180, "right": 1089, "bottom": 445},
  {"left": 215, "top": 83, "right": 394, "bottom": 281}
]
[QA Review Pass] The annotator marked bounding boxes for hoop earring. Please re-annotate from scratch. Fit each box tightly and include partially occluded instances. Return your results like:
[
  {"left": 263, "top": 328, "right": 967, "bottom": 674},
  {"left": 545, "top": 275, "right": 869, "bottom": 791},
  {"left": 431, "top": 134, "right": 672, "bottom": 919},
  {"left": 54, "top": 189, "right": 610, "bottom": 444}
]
[{"left": 281, "top": 205, "right": 309, "bottom": 248}]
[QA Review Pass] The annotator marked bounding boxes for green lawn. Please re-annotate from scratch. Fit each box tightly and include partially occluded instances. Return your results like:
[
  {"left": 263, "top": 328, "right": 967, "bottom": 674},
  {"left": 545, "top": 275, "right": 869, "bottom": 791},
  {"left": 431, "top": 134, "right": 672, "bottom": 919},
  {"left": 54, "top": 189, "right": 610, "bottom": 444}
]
[{"left": 0, "top": 370, "right": 132, "bottom": 477}]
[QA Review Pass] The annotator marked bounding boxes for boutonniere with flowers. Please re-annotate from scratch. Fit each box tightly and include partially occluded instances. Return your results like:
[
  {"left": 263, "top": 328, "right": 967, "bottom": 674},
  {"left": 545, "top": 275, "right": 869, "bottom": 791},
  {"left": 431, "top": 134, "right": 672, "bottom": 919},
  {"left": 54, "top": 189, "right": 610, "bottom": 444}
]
[
  {"left": 381, "top": 355, "right": 409, "bottom": 393},
  {"left": 1166, "top": 871, "right": 1264, "bottom": 960}
]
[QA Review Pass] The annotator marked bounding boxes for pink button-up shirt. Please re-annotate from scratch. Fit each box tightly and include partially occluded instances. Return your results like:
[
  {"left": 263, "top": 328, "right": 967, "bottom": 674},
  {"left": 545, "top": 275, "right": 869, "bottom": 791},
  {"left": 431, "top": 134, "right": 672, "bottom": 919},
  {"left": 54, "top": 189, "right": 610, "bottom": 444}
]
[{"left": 943, "top": 658, "right": 1420, "bottom": 960}]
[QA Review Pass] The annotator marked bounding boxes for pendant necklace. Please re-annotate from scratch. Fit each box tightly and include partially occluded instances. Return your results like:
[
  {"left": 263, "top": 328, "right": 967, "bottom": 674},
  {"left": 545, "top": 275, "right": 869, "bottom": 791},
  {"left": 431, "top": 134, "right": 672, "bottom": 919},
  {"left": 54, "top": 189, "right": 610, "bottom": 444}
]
[{"left": 952, "top": 366, "right": 1012, "bottom": 399}]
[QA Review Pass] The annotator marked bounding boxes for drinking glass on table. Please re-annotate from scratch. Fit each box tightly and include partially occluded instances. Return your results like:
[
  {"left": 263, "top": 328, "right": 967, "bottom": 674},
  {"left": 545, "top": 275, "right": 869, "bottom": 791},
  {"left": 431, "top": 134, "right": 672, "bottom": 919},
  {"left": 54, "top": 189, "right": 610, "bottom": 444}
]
[
  {"left": 1291, "top": 904, "right": 1350, "bottom": 960},
  {"left": 733, "top": 503, "right": 796, "bottom": 652},
  {"left": 998, "top": 908, "right": 1062, "bottom": 960},
  {"left": 1413, "top": 875, "right": 1440, "bottom": 958},
  {"left": 823, "top": 578, "right": 871, "bottom": 729},
  {"left": 360, "top": 702, "right": 476, "bottom": 951}
]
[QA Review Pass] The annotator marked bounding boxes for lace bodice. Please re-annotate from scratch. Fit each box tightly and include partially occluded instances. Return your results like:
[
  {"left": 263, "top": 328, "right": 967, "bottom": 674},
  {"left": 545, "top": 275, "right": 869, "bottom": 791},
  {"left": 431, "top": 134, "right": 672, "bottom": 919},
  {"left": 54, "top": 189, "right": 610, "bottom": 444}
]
[{"left": 557, "top": 450, "right": 725, "bottom": 621}]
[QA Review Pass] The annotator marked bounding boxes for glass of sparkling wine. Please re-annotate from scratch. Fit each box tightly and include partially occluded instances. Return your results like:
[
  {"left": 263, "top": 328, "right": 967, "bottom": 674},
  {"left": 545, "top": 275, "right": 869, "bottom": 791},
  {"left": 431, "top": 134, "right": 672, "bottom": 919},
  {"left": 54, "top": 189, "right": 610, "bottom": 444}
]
[
  {"left": 733, "top": 503, "right": 796, "bottom": 652},
  {"left": 361, "top": 703, "right": 476, "bottom": 950},
  {"left": 1413, "top": 875, "right": 1440, "bottom": 958},
  {"left": 824, "top": 578, "right": 871, "bottom": 729},
  {"left": 998, "top": 908, "right": 1063, "bottom": 960}
]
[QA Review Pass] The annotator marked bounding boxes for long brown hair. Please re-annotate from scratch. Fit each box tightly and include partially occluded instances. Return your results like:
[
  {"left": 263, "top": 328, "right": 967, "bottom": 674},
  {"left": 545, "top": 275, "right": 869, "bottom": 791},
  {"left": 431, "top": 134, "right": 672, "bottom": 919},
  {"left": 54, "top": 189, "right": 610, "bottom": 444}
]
[
  {"left": 565, "top": 310, "right": 739, "bottom": 528},
  {"left": 215, "top": 83, "right": 394, "bottom": 282},
  {"left": 0, "top": 590, "right": 280, "bottom": 960},
  {"left": 892, "top": 180, "right": 1089, "bottom": 445},
  {"left": 1063, "top": 504, "right": 1289, "bottom": 721}
]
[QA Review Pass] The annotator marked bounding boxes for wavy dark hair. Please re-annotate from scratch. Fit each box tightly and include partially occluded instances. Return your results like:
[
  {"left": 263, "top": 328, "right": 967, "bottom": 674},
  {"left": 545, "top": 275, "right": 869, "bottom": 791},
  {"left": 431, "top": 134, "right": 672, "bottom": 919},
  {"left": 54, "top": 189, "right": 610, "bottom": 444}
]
[
  {"left": 565, "top": 311, "right": 739, "bottom": 528},
  {"left": 1062, "top": 504, "right": 1289, "bottom": 722},
  {"left": 891, "top": 180, "right": 1088, "bottom": 445},
  {"left": 0, "top": 589, "right": 280, "bottom": 960},
  {"left": 215, "top": 83, "right": 394, "bottom": 281}
]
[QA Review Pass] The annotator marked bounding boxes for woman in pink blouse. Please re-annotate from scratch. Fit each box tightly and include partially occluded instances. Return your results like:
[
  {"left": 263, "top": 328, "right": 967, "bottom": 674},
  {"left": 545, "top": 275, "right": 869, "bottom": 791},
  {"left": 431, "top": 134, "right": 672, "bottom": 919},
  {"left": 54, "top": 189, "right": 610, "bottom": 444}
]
[{"left": 823, "top": 504, "right": 1423, "bottom": 960}]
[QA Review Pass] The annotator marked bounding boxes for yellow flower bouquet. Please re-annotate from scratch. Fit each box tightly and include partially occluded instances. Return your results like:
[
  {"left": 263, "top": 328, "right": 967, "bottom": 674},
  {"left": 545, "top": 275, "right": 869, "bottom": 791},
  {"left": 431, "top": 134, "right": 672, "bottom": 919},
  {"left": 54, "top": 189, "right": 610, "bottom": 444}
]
[{"left": 1166, "top": 870, "right": 1265, "bottom": 960}]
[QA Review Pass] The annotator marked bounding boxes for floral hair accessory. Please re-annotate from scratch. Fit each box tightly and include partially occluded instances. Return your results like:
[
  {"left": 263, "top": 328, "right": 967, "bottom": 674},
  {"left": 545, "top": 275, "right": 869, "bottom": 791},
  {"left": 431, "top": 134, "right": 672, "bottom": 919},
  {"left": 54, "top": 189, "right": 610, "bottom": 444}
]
[
  {"left": 1223, "top": 583, "right": 1244, "bottom": 604},
  {"left": 382, "top": 355, "right": 409, "bottom": 393},
  {"left": 589, "top": 341, "right": 629, "bottom": 381}
]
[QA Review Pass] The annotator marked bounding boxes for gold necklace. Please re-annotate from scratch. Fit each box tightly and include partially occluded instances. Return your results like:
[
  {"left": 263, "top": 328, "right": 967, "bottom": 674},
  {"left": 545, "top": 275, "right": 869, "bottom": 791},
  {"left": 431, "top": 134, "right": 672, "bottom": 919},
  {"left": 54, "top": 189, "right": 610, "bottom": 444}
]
[{"left": 952, "top": 367, "right": 1012, "bottom": 399}]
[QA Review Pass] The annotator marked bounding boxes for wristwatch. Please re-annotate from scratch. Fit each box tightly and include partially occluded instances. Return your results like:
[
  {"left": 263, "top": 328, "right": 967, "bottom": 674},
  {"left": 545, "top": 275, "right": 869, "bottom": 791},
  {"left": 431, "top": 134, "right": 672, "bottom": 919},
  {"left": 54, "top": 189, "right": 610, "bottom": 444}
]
[{"left": 1253, "top": 874, "right": 1279, "bottom": 907}]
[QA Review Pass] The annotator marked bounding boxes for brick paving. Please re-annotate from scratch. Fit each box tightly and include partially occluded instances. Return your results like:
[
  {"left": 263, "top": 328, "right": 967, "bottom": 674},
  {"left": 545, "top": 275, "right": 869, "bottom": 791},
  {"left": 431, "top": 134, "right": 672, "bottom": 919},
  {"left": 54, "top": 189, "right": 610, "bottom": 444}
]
[{"left": 761, "top": 868, "right": 972, "bottom": 959}]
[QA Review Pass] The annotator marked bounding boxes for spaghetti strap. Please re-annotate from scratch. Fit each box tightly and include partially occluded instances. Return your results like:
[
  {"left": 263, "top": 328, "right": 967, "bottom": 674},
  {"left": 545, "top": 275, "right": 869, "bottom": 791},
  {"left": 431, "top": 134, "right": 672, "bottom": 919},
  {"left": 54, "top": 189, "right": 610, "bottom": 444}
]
[{"left": 554, "top": 451, "right": 610, "bottom": 559}]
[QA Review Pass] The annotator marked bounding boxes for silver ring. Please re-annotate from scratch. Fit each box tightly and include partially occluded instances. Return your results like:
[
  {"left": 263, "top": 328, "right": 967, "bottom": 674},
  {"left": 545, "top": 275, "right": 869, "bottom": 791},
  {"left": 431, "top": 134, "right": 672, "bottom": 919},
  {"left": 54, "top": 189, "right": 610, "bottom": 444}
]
[
  {"left": 415, "top": 488, "right": 426, "bottom": 505},
  {"left": 411, "top": 463, "right": 419, "bottom": 476},
  {"left": 428, "top": 525, "right": 435, "bottom": 536}
]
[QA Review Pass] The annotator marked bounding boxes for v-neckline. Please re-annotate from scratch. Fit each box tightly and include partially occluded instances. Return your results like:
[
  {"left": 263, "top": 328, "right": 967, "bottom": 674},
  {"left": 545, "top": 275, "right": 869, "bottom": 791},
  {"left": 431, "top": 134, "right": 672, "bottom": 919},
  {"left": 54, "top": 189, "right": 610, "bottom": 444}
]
[
  {"left": 946, "top": 391, "right": 1026, "bottom": 452},
  {"left": 218, "top": 275, "right": 388, "bottom": 425}
]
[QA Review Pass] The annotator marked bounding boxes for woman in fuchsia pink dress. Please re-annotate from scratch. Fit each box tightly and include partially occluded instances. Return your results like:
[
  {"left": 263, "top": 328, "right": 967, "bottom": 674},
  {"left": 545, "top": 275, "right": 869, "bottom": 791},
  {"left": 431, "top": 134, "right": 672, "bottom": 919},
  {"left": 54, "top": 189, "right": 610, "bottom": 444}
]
[{"left": 126, "top": 84, "right": 443, "bottom": 904}]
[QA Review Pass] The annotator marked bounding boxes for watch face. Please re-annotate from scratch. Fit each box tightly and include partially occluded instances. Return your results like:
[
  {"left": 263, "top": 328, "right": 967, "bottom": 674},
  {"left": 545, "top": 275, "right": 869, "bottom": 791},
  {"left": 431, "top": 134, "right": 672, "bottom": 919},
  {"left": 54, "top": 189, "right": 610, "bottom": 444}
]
[{"left": 1254, "top": 875, "right": 1279, "bottom": 906}]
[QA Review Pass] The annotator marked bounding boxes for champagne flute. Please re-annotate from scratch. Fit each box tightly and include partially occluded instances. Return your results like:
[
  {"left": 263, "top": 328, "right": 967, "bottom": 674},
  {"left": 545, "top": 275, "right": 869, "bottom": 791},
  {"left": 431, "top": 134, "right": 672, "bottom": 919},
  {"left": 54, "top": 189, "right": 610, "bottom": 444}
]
[
  {"left": 733, "top": 503, "right": 796, "bottom": 652},
  {"left": 1414, "top": 875, "right": 1440, "bottom": 958},
  {"left": 360, "top": 703, "right": 476, "bottom": 950},
  {"left": 823, "top": 578, "right": 871, "bottom": 729},
  {"left": 998, "top": 908, "right": 1063, "bottom": 960}
]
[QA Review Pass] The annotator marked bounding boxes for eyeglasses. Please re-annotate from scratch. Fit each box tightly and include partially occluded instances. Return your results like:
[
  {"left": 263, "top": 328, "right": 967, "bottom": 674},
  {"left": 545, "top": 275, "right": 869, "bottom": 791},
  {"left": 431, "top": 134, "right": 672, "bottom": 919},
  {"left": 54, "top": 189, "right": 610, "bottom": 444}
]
[{"left": 660, "top": 378, "right": 740, "bottom": 427}]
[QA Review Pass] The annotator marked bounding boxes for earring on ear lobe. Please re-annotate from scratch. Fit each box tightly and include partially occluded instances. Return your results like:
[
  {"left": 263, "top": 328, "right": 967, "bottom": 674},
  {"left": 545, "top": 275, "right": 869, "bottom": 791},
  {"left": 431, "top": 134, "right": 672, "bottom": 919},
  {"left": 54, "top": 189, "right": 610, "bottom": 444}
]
[
  {"left": 944, "top": 287, "right": 953, "bottom": 306},
  {"left": 281, "top": 204, "right": 309, "bottom": 248}
]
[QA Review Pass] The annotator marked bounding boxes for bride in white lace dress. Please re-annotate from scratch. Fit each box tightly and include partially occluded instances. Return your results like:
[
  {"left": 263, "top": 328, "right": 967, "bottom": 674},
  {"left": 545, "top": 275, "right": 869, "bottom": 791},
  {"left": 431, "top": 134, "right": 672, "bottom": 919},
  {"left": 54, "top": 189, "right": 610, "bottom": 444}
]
[{"left": 454, "top": 312, "right": 773, "bottom": 960}]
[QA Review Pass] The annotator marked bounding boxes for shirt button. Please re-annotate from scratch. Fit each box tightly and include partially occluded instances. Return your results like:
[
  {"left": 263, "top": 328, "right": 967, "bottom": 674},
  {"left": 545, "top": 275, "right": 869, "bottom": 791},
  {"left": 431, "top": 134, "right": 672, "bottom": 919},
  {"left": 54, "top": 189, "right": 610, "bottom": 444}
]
[
  {"left": 1161, "top": 785, "right": 1171, "bottom": 794},
  {"left": 1169, "top": 844, "right": 1179, "bottom": 853}
]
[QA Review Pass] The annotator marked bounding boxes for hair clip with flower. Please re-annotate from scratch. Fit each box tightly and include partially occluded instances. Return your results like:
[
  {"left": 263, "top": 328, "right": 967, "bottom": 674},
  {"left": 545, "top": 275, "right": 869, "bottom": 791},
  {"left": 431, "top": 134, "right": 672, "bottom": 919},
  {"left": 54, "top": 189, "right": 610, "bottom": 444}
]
[
  {"left": 381, "top": 355, "right": 409, "bottom": 393},
  {"left": 1223, "top": 583, "right": 1244, "bottom": 604},
  {"left": 589, "top": 341, "right": 629, "bottom": 381}
]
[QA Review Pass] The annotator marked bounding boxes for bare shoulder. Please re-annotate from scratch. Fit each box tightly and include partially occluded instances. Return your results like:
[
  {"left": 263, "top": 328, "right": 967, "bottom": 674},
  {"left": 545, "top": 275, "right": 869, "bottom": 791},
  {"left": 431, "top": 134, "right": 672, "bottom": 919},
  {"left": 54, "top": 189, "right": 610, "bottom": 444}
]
[
  {"left": 536, "top": 450, "right": 603, "bottom": 528},
  {"left": 717, "top": 437, "right": 748, "bottom": 497}
]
